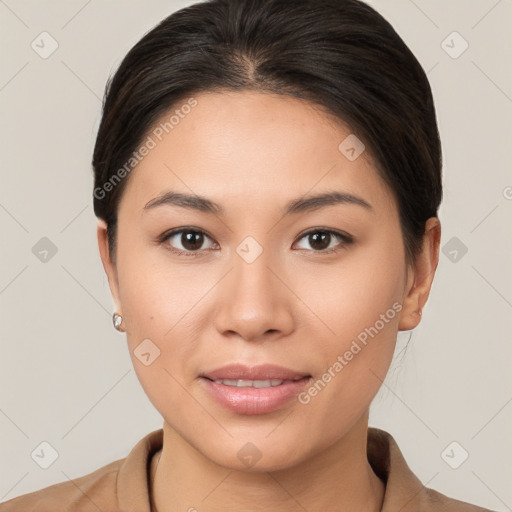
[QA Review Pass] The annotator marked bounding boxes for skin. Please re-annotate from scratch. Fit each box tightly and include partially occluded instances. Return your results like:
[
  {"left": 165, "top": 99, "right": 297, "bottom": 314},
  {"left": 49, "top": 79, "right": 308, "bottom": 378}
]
[{"left": 97, "top": 90, "right": 440, "bottom": 512}]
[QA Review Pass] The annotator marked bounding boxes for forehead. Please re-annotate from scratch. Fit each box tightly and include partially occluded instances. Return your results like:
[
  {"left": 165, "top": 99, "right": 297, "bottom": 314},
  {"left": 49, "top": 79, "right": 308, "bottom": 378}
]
[{"left": 119, "top": 90, "right": 396, "bottom": 217}]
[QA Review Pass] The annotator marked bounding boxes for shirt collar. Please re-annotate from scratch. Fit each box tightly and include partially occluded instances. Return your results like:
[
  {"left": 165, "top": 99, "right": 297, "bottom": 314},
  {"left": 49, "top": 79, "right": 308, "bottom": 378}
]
[{"left": 115, "top": 426, "right": 441, "bottom": 511}]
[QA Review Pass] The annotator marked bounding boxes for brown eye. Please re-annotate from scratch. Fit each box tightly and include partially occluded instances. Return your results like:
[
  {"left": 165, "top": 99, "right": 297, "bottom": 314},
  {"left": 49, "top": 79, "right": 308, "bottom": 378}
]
[
  {"left": 179, "top": 231, "right": 205, "bottom": 251},
  {"left": 306, "top": 231, "right": 331, "bottom": 251},
  {"left": 161, "top": 229, "right": 216, "bottom": 255},
  {"left": 294, "top": 229, "right": 353, "bottom": 253}
]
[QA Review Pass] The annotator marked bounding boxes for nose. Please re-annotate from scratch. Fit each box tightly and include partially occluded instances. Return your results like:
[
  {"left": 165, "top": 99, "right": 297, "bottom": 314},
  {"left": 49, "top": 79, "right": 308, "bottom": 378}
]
[{"left": 212, "top": 244, "right": 295, "bottom": 343}]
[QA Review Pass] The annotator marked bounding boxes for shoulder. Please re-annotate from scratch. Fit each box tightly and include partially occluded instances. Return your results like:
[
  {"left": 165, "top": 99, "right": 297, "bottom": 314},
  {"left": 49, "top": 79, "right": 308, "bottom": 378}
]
[
  {"left": 0, "top": 428, "right": 163, "bottom": 512},
  {"left": 0, "top": 458, "right": 123, "bottom": 512},
  {"left": 421, "top": 487, "right": 497, "bottom": 512},
  {"left": 367, "top": 427, "right": 497, "bottom": 512}
]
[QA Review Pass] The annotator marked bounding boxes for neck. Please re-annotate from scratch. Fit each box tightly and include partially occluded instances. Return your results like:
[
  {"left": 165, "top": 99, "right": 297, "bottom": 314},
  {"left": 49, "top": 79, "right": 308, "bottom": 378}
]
[{"left": 151, "top": 413, "right": 385, "bottom": 512}]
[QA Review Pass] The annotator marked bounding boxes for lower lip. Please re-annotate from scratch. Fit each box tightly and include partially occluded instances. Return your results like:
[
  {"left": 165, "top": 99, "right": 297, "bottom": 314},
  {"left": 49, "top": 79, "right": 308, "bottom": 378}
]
[{"left": 199, "top": 377, "right": 311, "bottom": 415}]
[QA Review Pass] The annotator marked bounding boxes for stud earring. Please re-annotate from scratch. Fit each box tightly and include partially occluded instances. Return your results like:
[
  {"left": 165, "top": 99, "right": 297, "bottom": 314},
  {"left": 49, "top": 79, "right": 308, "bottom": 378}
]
[{"left": 112, "top": 312, "right": 124, "bottom": 332}]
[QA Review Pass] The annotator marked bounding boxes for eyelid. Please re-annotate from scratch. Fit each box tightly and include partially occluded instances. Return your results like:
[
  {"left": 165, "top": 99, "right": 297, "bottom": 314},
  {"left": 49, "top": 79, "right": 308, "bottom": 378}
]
[
  {"left": 292, "top": 228, "right": 353, "bottom": 254},
  {"left": 295, "top": 227, "right": 353, "bottom": 244},
  {"left": 159, "top": 226, "right": 354, "bottom": 256},
  {"left": 158, "top": 227, "right": 217, "bottom": 257}
]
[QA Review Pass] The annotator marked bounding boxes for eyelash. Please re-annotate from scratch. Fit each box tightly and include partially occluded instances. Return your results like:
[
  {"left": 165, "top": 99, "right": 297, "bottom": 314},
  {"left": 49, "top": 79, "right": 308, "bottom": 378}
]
[{"left": 158, "top": 227, "right": 354, "bottom": 258}]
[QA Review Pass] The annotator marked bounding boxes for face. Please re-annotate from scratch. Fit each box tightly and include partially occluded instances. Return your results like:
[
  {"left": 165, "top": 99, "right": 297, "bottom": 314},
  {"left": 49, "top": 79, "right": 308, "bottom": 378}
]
[{"left": 98, "top": 90, "right": 435, "bottom": 471}]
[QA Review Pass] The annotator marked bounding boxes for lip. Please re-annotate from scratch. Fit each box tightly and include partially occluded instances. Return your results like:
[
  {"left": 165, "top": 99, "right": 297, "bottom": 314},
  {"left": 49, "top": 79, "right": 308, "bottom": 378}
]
[
  {"left": 199, "top": 364, "right": 311, "bottom": 415},
  {"left": 200, "top": 363, "right": 310, "bottom": 381}
]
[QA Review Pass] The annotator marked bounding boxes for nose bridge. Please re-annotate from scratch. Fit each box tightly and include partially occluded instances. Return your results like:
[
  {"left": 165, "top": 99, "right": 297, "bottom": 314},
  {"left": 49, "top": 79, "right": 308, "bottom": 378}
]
[
  {"left": 231, "top": 233, "right": 277, "bottom": 303},
  {"left": 213, "top": 232, "right": 294, "bottom": 340}
]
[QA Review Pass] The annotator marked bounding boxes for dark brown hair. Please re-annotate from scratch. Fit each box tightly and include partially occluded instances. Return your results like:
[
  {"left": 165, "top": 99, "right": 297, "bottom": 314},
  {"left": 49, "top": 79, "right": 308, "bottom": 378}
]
[{"left": 92, "top": 0, "right": 442, "bottom": 265}]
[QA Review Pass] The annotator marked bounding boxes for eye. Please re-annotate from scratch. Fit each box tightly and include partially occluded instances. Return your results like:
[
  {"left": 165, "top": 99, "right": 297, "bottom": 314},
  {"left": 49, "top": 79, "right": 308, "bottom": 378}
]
[
  {"left": 159, "top": 228, "right": 217, "bottom": 257},
  {"left": 159, "top": 227, "right": 353, "bottom": 257},
  {"left": 293, "top": 229, "right": 353, "bottom": 254}
]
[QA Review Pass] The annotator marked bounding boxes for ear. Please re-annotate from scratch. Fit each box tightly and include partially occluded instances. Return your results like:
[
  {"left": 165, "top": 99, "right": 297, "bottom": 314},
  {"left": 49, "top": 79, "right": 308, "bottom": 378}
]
[
  {"left": 398, "top": 217, "right": 441, "bottom": 331},
  {"left": 97, "top": 219, "right": 122, "bottom": 312}
]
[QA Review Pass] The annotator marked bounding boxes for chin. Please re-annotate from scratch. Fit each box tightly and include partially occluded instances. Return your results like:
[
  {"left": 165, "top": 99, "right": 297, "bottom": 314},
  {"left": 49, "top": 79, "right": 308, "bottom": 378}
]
[{"left": 192, "top": 430, "right": 315, "bottom": 473}]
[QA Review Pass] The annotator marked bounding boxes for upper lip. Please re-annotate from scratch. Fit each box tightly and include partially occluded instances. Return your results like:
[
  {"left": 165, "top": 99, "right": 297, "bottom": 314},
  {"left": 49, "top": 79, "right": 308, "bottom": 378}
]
[{"left": 200, "top": 364, "right": 310, "bottom": 381}]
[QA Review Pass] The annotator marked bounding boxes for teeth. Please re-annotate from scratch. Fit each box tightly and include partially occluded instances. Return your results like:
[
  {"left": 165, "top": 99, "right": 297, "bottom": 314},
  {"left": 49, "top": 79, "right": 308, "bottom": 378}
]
[{"left": 213, "top": 379, "right": 285, "bottom": 388}]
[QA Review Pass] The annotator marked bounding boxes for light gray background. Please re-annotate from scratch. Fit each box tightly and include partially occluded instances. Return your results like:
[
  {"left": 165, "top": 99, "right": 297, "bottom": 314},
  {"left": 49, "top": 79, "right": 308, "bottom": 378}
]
[{"left": 1, "top": 0, "right": 511, "bottom": 510}]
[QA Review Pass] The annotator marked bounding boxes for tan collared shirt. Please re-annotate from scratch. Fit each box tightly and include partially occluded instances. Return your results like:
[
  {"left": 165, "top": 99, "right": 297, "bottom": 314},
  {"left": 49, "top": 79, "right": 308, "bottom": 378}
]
[{"left": 0, "top": 427, "right": 495, "bottom": 511}]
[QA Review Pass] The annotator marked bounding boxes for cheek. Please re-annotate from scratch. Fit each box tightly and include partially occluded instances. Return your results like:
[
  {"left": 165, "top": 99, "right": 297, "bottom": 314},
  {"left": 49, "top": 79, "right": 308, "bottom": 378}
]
[
  {"left": 292, "top": 232, "right": 405, "bottom": 416},
  {"left": 294, "top": 296, "right": 401, "bottom": 452},
  {"left": 118, "top": 265, "right": 201, "bottom": 425},
  {"left": 115, "top": 233, "right": 189, "bottom": 336},
  {"left": 292, "top": 227, "right": 406, "bottom": 352},
  {"left": 113, "top": 237, "right": 199, "bottom": 387}
]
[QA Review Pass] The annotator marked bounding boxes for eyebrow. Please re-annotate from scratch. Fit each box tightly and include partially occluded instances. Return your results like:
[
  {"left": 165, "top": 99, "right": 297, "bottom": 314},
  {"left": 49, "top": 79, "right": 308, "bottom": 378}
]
[{"left": 143, "top": 190, "right": 373, "bottom": 216}]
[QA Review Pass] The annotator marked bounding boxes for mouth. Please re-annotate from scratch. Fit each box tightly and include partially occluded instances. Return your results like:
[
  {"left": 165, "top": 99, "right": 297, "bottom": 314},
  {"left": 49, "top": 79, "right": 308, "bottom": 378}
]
[
  {"left": 199, "top": 363, "right": 310, "bottom": 382},
  {"left": 202, "top": 377, "right": 305, "bottom": 388},
  {"left": 198, "top": 364, "right": 312, "bottom": 415}
]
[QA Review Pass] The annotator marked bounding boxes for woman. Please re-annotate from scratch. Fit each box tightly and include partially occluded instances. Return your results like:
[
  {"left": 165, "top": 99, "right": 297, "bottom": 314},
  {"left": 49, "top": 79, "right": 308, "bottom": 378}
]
[{"left": 1, "top": 0, "right": 497, "bottom": 510}]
